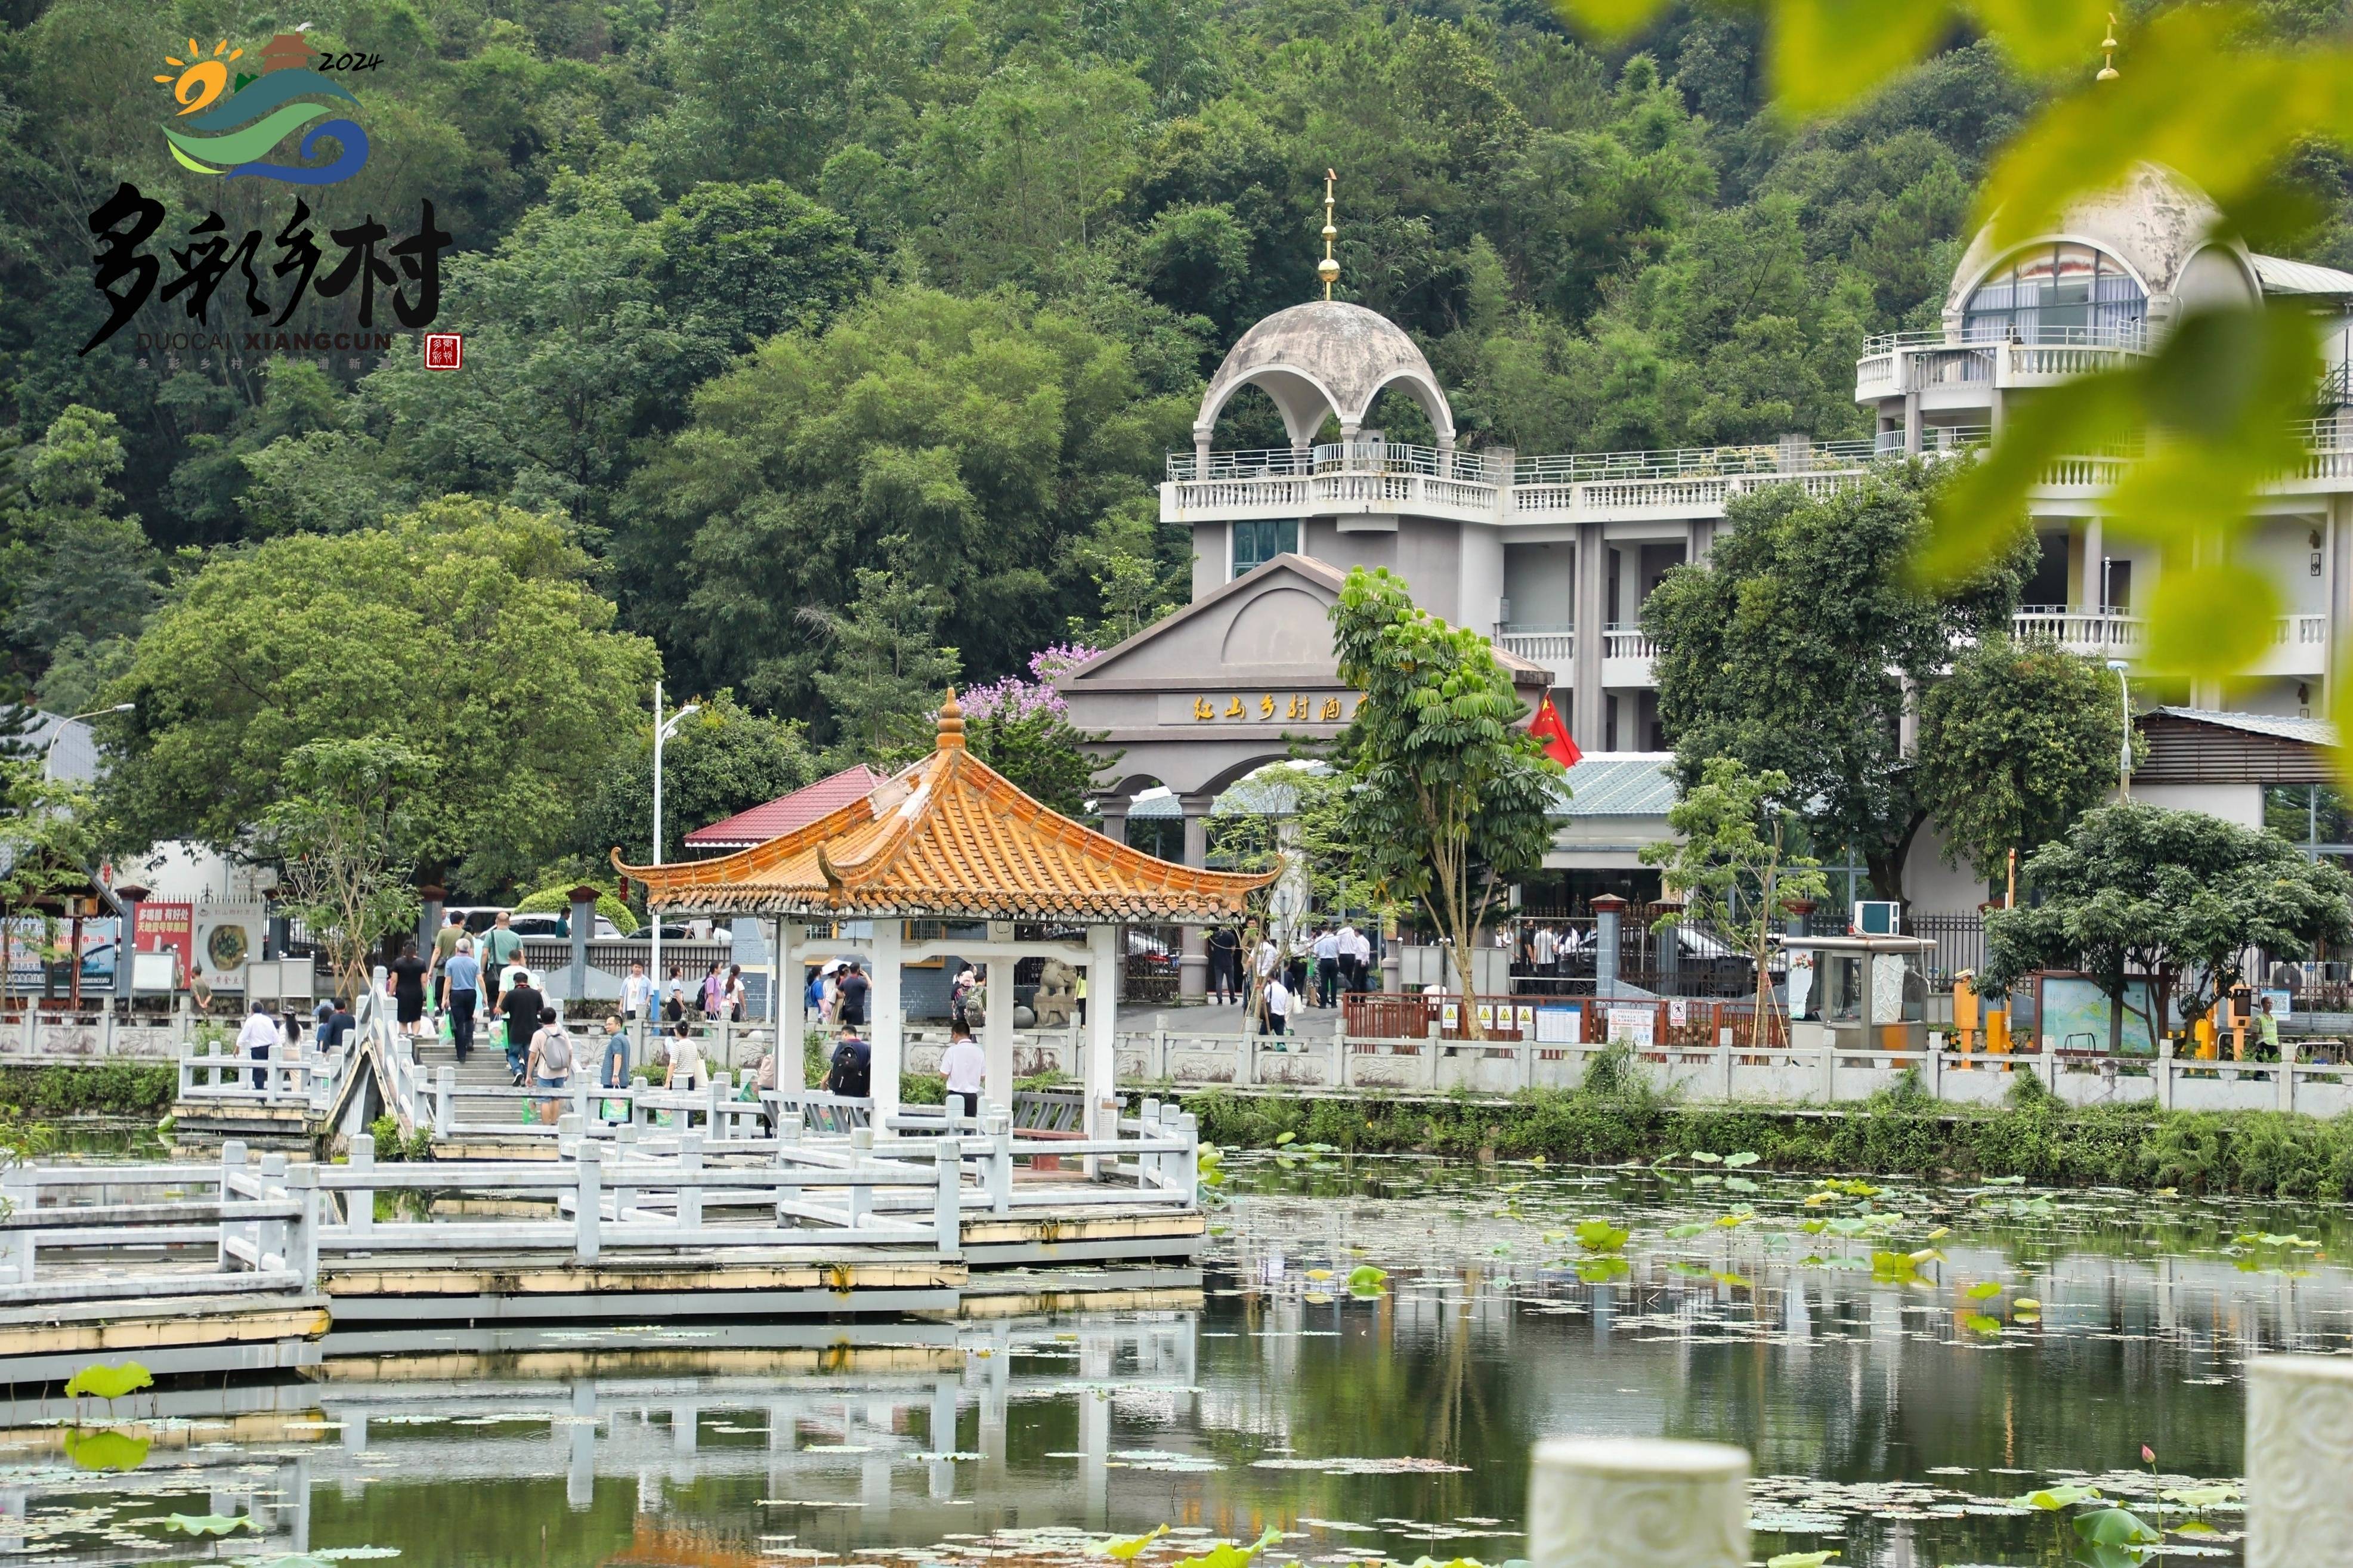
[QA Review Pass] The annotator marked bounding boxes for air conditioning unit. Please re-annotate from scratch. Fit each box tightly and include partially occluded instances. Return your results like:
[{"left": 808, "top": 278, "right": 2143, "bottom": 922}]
[{"left": 1851, "top": 901, "right": 1902, "bottom": 936}]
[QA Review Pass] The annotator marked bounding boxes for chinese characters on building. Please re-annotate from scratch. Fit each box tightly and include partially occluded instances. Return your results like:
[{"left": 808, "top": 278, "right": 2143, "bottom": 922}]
[
  {"left": 81, "top": 181, "right": 452, "bottom": 358},
  {"left": 1189, "top": 694, "right": 1356, "bottom": 722}
]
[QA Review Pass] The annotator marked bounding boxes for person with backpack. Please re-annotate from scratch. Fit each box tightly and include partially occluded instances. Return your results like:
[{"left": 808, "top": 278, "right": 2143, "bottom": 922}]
[
  {"left": 700, "top": 961, "right": 726, "bottom": 1021},
  {"left": 525, "top": 1006, "right": 573, "bottom": 1124},
  {"left": 824, "top": 1025, "right": 871, "bottom": 1098}
]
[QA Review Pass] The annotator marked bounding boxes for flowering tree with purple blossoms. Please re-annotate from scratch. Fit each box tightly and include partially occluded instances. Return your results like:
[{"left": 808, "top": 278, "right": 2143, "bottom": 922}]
[{"left": 961, "top": 645, "right": 1121, "bottom": 824}]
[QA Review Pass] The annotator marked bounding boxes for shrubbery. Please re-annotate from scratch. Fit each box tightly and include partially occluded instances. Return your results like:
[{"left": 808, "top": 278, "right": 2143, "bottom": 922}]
[{"left": 1180, "top": 1060, "right": 2353, "bottom": 1199}]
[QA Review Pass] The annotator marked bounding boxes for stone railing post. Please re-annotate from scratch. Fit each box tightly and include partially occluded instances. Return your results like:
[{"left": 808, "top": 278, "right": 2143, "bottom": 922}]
[
  {"left": 347, "top": 1133, "right": 375, "bottom": 1240},
  {"left": 1591, "top": 895, "right": 1625, "bottom": 998},
  {"left": 575, "top": 1143, "right": 602, "bottom": 1264},
  {"left": 1528, "top": 1436, "right": 1748, "bottom": 1568},
  {"left": 2249, "top": 1355, "right": 2353, "bottom": 1568}
]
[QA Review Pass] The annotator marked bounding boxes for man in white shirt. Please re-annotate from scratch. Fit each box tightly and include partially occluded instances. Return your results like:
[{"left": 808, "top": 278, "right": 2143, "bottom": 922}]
[
  {"left": 939, "top": 1025, "right": 987, "bottom": 1122},
  {"left": 1312, "top": 926, "right": 1342, "bottom": 1009},
  {"left": 1347, "top": 924, "right": 1373, "bottom": 993},
  {"left": 236, "top": 1001, "right": 282, "bottom": 1091},
  {"left": 1335, "top": 923, "right": 1361, "bottom": 994},
  {"left": 621, "top": 960, "right": 653, "bottom": 1020},
  {"left": 1262, "top": 975, "right": 1291, "bottom": 1039}
]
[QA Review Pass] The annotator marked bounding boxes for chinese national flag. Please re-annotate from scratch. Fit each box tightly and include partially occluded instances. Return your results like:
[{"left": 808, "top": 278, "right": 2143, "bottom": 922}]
[{"left": 1529, "top": 694, "right": 1581, "bottom": 768}]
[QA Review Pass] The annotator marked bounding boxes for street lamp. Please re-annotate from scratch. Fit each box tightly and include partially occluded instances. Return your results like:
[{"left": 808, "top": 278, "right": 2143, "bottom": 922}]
[
  {"left": 650, "top": 682, "right": 701, "bottom": 1020},
  {"left": 2107, "top": 658, "right": 2133, "bottom": 800},
  {"left": 44, "top": 704, "right": 132, "bottom": 778}
]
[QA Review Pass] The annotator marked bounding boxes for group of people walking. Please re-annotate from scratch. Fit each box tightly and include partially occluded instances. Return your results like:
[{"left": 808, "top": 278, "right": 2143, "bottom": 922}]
[{"left": 1204, "top": 919, "right": 1377, "bottom": 1037}]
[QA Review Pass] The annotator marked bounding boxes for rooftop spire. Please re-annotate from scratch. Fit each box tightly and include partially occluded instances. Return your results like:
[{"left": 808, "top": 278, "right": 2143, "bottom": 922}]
[
  {"left": 2097, "top": 12, "right": 2120, "bottom": 82},
  {"left": 937, "top": 688, "right": 966, "bottom": 749},
  {"left": 1318, "top": 169, "right": 1340, "bottom": 301}
]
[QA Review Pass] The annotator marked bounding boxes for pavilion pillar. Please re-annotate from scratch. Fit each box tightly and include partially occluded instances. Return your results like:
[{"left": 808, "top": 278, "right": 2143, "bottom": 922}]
[
  {"left": 870, "top": 919, "right": 904, "bottom": 1121},
  {"left": 1086, "top": 923, "right": 1121, "bottom": 1171},
  {"left": 983, "top": 947, "right": 1016, "bottom": 1111},
  {"left": 781, "top": 920, "right": 808, "bottom": 1084},
  {"left": 1179, "top": 795, "right": 1213, "bottom": 1001}
]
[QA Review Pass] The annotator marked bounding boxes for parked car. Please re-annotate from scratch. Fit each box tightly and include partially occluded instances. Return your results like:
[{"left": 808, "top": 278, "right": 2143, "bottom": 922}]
[
  {"left": 508, "top": 912, "right": 623, "bottom": 941},
  {"left": 623, "top": 923, "right": 726, "bottom": 944}
]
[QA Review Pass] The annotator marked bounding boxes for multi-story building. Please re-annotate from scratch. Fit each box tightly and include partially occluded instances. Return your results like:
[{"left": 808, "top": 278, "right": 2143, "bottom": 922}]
[{"left": 1059, "top": 166, "right": 2353, "bottom": 985}]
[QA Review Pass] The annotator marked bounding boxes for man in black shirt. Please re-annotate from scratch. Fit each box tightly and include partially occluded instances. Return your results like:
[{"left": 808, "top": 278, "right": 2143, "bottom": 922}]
[
  {"left": 836, "top": 961, "right": 870, "bottom": 1027},
  {"left": 824, "top": 1026, "right": 872, "bottom": 1098},
  {"left": 318, "top": 997, "right": 357, "bottom": 1053},
  {"left": 502, "top": 970, "right": 544, "bottom": 1087}
]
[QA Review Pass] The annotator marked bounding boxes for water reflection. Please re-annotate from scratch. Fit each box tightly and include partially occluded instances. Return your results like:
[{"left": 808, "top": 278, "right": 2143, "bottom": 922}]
[{"left": 0, "top": 1159, "right": 2336, "bottom": 1565}]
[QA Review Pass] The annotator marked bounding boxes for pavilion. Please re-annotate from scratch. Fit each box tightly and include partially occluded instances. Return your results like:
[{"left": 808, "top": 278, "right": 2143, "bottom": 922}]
[{"left": 616, "top": 694, "right": 1272, "bottom": 1127}]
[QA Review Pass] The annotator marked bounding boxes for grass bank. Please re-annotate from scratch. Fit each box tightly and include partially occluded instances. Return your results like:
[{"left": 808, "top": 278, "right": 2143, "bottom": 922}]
[
  {"left": 0, "top": 1062, "right": 175, "bottom": 1119},
  {"left": 1179, "top": 1058, "right": 2353, "bottom": 1201}
]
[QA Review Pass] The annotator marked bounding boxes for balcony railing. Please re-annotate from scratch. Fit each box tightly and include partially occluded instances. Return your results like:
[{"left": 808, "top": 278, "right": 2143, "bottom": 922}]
[
  {"left": 1603, "top": 624, "right": 1657, "bottom": 661},
  {"left": 1876, "top": 425, "right": 1992, "bottom": 454},
  {"left": 1511, "top": 439, "right": 1878, "bottom": 486},
  {"left": 1859, "top": 323, "right": 2153, "bottom": 356},
  {"left": 1166, "top": 441, "right": 1495, "bottom": 484},
  {"left": 2012, "top": 607, "right": 2145, "bottom": 651},
  {"left": 1495, "top": 626, "right": 1575, "bottom": 666}
]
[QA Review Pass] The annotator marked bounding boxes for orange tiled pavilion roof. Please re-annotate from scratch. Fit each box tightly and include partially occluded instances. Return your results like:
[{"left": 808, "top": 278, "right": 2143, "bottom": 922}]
[{"left": 614, "top": 694, "right": 1273, "bottom": 922}]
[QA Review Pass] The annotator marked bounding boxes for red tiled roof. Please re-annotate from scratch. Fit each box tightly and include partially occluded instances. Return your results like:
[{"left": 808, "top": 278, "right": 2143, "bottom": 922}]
[
  {"left": 619, "top": 695, "right": 1272, "bottom": 922},
  {"left": 682, "top": 765, "right": 889, "bottom": 849}
]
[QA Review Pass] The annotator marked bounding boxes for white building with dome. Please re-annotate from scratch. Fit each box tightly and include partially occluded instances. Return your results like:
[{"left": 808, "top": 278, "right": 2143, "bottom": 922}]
[{"left": 1058, "top": 167, "right": 2353, "bottom": 988}]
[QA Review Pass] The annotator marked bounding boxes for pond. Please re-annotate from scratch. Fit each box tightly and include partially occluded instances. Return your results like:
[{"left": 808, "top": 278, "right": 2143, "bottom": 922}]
[{"left": 2, "top": 1150, "right": 2335, "bottom": 1567}]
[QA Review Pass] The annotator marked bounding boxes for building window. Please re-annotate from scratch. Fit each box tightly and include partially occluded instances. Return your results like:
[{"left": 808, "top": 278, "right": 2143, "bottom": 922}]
[
  {"left": 1963, "top": 243, "right": 2145, "bottom": 346},
  {"left": 1232, "top": 519, "right": 1298, "bottom": 579}
]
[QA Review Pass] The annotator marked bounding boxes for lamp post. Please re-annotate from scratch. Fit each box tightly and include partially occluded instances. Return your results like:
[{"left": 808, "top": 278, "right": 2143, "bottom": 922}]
[
  {"left": 43, "top": 704, "right": 132, "bottom": 779},
  {"left": 2107, "top": 658, "right": 2133, "bottom": 800},
  {"left": 650, "top": 682, "right": 701, "bottom": 1026}
]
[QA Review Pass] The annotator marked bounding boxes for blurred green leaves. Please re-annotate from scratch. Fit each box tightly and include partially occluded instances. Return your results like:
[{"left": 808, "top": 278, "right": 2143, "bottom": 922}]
[
  {"left": 1919, "top": 305, "right": 2318, "bottom": 680},
  {"left": 1553, "top": 0, "right": 2353, "bottom": 713}
]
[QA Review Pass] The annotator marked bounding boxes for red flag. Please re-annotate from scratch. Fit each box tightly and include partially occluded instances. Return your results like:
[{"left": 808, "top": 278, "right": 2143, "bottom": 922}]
[{"left": 1529, "top": 694, "right": 1582, "bottom": 768}]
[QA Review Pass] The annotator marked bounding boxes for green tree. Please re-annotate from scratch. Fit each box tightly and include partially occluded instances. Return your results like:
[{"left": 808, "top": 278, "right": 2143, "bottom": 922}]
[
  {"left": 103, "top": 498, "right": 659, "bottom": 892},
  {"left": 1644, "top": 471, "right": 2031, "bottom": 902},
  {"left": 624, "top": 284, "right": 1185, "bottom": 712},
  {"left": 1641, "top": 756, "right": 1829, "bottom": 1041},
  {"left": 800, "top": 567, "right": 963, "bottom": 765},
  {"left": 578, "top": 691, "right": 821, "bottom": 865},
  {"left": 0, "top": 406, "right": 158, "bottom": 688},
  {"left": 0, "top": 760, "right": 100, "bottom": 1006},
  {"left": 1916, "top": 636, "right": 2141, "bottom": 886},
  {"left": 1982, "top": 803, "right": 2353, "bottom": 1053},
  {"left": 255, "top": 738, "right": 430, "bottom": 1001},
  {"left": 1327, "top": 567, "right": 1562, "bottom": 1032}
]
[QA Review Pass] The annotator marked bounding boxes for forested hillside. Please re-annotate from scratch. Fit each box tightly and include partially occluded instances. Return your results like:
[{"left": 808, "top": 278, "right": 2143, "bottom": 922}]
[{"left": 0, "top": 0, "right": 2338, "bottom": 831}]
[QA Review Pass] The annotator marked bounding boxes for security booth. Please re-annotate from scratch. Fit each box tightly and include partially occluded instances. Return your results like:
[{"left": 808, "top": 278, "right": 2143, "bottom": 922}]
[{"left": 1783, "top": 933, "right": 1936, "bottom": 1053}]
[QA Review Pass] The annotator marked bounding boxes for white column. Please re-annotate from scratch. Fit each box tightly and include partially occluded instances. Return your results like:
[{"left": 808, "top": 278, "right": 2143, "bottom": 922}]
[
  {"left": 1528, "top": 1437, "right": 1748, "bottom": 1568},
  {"left": 984, "top": 952, "right": 1016, "bottom": 1111},
  {"left": 871, "top": 920, "right": 904, "bottom": 1121},
  {"left": 780, "top": 921, "right": 806, "bottom": 1084},
  {"left": 1086, "top": 924, "right": 1119, "bottom": 1143},
  {"left": 2082, "top": 516, "right": 2104, "bottom": 611},
  {"left": 2248, "top": 1355, "right": 2353, "bottom": 1568}
]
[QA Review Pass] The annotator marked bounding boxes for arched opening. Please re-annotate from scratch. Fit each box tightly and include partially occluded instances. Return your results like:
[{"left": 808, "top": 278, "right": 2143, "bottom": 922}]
[
  {"left": 1359, "top": 381, "right": 1441, "bottom": 447},
  {"left": 1208, "top": 382, "right": 1300, "bottom": 453},
  {"left": 1963, "top": 242, "right": 2147, "bottom": 347}
]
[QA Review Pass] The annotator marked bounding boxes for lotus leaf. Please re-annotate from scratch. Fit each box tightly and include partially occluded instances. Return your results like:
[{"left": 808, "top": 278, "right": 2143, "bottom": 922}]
[
  {"left": 63, "top": 1428, "right": 149, "bottom": 1471},
  {"left": 1273, "top": 1132, "right": 1295, "bottom": 1146},
  {"left": 1689, "top": 1151, "right": 1723, "bottom": 1164},
  {"left": 63, "top": 1361, "right": 153, "bottom": 1400},
  {"left": 164, "top": 1514, "right": 255, "bottom": 1535},
  {"left": 1723, "top": 1151, "right": 1760, "bottom": 1167},
  {"left": 1573, "top": 1219, "right": 1629, "bottom": 1252},
  {"left": 1967, "top": 1281, "right": 2004, "bottom": 1300},
  {"left": 2074, "top": 1508, "right": 2162, "bottom": 1547},
  {"left": 2012, "top": 1484, "right": 2103, "bottom": 1510},
  {"left": 1170, "top": 1527, "right": 1281, "bottom": 1568},
  {"left": 1102, "top": 1527, "right": 1170, "bottom": 1559}
]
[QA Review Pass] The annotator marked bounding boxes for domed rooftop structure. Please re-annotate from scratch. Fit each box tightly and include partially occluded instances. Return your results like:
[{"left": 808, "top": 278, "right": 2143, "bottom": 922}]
[
  {"left": 1194, "top": 299, "right": 1455, "bottom": 451},
  {"left": 1944, "top": 163, "right": 2257, "bottom": 335}
]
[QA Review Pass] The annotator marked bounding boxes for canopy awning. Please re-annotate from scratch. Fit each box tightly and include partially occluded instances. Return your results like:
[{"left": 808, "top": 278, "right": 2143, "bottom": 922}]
[{"left": 616, "top": 694, "right": 1274, "bottom": 923}]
